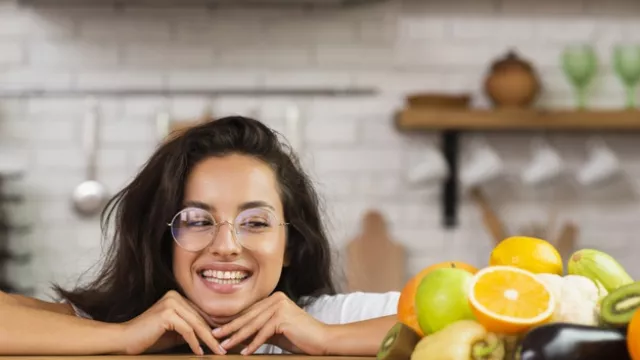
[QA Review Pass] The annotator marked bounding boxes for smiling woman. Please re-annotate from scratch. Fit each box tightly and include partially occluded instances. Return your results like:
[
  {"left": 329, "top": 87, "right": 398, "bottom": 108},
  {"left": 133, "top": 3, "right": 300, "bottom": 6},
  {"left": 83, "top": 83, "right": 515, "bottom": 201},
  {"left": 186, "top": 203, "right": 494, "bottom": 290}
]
[{"left": 0, "top": 116, "right": 399, "bottom": 357}]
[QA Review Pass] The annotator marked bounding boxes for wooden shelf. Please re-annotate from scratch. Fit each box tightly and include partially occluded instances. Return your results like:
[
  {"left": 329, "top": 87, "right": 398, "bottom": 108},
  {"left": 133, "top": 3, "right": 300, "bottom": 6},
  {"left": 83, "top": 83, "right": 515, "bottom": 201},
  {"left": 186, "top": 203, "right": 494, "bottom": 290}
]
[{"left": 396, "top": 108, "right": 640, "bottom": 131}]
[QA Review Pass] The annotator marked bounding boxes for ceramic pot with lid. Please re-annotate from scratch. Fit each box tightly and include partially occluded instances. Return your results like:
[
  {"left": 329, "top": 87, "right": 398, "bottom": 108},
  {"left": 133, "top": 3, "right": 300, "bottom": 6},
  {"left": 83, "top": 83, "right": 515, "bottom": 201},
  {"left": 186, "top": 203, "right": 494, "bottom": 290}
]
[{"left": 484, "top": 50, "right": 541, "bottom": 108}]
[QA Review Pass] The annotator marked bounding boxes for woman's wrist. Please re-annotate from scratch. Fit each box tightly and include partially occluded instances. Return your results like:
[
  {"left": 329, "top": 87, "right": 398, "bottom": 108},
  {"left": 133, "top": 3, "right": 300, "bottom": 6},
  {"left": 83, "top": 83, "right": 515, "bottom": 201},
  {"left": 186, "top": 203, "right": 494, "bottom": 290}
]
[
  {"left": 109, "top": 323, "right": 133, "bottom": 355},
  {"left": 323, "top": 323, "right": 375, "bottom": 356},
  {"left": 322, "top": 316, "right": 396, "bottom": 356},
  {"left": 322, "top": 323, "right": 341, "bottom": 355}
]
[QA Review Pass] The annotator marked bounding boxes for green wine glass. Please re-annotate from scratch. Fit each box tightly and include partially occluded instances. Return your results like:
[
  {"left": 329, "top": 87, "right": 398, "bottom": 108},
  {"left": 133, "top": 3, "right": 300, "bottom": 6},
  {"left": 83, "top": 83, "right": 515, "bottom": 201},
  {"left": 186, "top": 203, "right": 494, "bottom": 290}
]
[
  {"left": 561, "top": 44, "right": 598, "bottom": 109},
  {"left": 613, "top": 44, "right": 640, "bottom": 108}
]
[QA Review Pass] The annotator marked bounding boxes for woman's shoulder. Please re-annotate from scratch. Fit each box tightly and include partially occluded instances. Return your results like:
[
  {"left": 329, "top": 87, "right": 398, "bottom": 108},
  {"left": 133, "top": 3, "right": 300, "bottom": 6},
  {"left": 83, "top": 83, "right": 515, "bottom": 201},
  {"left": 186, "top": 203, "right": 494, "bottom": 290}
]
[{"left": 300, "top": 291, "right": 400, "bottom": 325}]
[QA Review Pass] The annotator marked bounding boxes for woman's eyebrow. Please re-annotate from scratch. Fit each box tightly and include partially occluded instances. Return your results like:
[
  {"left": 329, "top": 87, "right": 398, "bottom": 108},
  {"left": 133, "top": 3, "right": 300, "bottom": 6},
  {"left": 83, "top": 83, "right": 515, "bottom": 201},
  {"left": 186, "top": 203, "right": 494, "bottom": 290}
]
[
  {"left": 182, "top": 200, "right": 275, "bottom": 212},
  {"left": 183, "top": 200, "right": 212, "bottom": 211},
  {"left": 239, "top": 201, "right": 275, "bottom": 212}
]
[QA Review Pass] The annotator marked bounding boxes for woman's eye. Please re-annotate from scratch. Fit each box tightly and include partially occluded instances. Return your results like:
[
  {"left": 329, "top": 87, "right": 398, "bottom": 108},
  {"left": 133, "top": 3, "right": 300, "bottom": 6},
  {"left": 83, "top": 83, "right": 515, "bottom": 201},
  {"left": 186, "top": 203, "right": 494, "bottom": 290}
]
[
  {"left": 187, "top": 220, "right": 212, "bottom": 227},
  {"left": 241, "top": 219, "right": 270, "bottom": 229}
]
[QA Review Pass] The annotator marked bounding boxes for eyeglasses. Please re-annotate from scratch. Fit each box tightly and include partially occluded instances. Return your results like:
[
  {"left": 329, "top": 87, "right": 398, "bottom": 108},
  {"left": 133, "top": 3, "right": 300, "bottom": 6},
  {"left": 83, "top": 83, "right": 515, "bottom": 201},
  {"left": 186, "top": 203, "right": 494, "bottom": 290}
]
[{"left": 168, "top": 207, "right": 288, "bottom": 252}]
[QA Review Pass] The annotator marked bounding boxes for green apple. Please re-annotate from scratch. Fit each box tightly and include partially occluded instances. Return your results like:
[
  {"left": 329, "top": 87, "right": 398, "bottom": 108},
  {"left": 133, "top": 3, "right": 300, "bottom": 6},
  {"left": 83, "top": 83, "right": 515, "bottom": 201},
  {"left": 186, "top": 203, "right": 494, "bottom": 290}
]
[{"left": 414, "top": 267, "right": 476, "bottom": 335}]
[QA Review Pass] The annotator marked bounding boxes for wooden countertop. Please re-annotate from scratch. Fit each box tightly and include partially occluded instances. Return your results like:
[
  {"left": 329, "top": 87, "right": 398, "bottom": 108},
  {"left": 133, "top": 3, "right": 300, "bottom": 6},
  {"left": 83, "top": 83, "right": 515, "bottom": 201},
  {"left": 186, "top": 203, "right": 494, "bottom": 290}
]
[{"left": 0, "top": 356, "right": 374, "bottom": 360}]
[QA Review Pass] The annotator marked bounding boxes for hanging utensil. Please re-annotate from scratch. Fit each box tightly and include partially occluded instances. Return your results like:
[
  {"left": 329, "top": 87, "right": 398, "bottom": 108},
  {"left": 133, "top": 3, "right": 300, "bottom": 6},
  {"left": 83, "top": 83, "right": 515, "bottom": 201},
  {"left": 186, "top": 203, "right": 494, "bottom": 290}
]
[
  {"left": 72, "top": 98, "right": 108, "bottom": 217},
  {"left": 469, "top": 186, "right": 508, "bottom": 245},
  {"left": 555, "top": 222, "right": 578, "bottom": 262}
]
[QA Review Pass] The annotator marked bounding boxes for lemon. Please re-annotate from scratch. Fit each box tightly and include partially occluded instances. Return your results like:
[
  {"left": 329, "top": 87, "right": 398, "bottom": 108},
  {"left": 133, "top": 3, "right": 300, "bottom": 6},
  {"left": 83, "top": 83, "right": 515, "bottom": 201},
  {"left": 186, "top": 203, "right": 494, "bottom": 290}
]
[{"left": 489, "top": 236, "right": 563, "bottom": 275}]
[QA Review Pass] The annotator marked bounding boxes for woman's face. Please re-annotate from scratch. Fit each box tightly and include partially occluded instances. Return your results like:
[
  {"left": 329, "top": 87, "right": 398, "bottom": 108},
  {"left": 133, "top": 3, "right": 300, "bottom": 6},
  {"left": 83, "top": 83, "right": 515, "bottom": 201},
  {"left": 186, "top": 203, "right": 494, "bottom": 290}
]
[{"left": 172, "top": 154, "right": 287, "bottom": 322}]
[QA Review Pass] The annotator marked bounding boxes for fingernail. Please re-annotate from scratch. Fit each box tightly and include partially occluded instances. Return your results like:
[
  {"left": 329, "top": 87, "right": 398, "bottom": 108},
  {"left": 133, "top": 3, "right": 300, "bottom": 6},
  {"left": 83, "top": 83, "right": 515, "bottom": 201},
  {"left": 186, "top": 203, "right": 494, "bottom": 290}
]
[
  {"left": 218, "top": 345, "right": 227, "bottom": 355},
  {"left": 212, "top": 328, "right": 222, "bottom": 336},
  {"left": 220, "top": 339, "right": 230, "bottom": 348},
  {"left": 198, "top": 346, "right": 204, "bottom": 356},
  {"left": 240, "top": 348, "right": 249, "bottom": 356}
]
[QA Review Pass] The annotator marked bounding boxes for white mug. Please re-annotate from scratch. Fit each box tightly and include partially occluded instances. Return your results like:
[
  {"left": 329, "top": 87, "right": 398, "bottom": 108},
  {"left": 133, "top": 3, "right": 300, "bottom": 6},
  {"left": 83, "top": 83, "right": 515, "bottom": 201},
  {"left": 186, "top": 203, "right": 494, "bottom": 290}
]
[
  {"left": 521, "top": 138, "right": 564, "bottom": 186},
  {"left": 577, "top": 138, "right": 620, "bottom": 186},
  {"left": 460, "top": 138, "right": 504, "bottom": 189},
  {"left": 406, "top": 146, "right": 449, "bottom": 185}
]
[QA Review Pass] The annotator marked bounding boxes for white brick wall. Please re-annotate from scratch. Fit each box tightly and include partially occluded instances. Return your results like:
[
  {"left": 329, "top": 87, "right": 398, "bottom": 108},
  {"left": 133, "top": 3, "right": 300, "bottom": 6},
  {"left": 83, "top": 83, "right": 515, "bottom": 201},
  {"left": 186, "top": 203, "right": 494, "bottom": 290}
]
[{"left": 1, "top": 0, "right": 640, "bottom": 299}]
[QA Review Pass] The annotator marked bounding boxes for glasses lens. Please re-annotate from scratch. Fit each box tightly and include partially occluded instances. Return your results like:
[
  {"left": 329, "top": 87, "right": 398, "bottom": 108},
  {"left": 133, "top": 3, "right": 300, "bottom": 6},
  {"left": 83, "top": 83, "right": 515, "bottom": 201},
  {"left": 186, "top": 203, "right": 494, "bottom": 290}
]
[
  {"left": 171, "top": 208, "right": 215, "bottom": 251},
  {"left": 234, "top": 208, "right": 278, "bottom": 248}
]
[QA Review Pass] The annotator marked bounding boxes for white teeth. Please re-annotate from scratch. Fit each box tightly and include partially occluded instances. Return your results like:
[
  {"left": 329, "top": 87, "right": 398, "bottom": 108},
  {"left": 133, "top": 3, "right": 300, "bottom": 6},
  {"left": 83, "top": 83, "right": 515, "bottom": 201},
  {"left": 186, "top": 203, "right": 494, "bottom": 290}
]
[
  {"left": 201, "top": 270, "right": 249, "bottom": 280},
  {"left": 203, "top": 277, "right": 243, "bottom": 285}
]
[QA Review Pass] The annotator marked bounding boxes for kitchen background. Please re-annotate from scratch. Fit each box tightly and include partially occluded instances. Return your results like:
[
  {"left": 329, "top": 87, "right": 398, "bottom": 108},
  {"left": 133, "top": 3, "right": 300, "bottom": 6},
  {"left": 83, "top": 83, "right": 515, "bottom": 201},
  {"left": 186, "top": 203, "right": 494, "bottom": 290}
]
[{"left": 1, "top": 0, "right": 640, "bottom": 300}]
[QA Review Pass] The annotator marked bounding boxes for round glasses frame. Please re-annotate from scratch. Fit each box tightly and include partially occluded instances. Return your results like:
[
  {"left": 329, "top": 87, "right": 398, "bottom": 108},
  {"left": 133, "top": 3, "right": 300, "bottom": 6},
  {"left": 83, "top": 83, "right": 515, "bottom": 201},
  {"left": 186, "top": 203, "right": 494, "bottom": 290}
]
[{"left": 167, "top": 207, "right": 289, "bottom": 252}]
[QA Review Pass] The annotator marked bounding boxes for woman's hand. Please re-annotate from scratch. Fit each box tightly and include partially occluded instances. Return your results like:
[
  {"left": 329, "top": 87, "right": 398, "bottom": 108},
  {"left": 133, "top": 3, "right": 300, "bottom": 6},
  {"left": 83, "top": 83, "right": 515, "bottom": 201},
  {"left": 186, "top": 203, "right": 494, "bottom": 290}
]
[
  {"left": 212, "top": 291, "right": 329, "bottom": 355},
  {"left": 118, "top": 290, "right": 226, "bottom": 356}
]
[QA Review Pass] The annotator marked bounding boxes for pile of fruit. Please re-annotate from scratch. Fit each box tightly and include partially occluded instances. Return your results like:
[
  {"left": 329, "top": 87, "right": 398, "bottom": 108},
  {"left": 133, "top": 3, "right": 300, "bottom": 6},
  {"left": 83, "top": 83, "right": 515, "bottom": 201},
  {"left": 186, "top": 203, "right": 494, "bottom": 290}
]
[{"left": 377, "top": 236, "right": 640, "bottom": 360}]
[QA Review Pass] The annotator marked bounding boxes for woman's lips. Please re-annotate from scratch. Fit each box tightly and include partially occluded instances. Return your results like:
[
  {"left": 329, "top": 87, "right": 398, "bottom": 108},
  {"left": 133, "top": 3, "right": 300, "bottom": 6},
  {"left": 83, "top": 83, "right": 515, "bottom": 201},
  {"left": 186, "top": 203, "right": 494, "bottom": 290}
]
[{"left": 195, "top": 262, "right": 254, "bottom": 294}]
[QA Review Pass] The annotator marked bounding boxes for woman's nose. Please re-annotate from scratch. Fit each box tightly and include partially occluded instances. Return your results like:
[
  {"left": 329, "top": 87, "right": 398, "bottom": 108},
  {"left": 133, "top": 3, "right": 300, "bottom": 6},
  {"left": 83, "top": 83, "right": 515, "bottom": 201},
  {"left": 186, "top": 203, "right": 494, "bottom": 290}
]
[{"left": 206, "top": 222, "right": 242, "bottom": 256}]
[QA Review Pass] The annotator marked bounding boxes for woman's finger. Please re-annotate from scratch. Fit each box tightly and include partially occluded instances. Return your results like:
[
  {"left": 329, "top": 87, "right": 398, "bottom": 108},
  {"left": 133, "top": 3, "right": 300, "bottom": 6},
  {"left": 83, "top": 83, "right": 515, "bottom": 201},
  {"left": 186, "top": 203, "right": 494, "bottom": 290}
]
[
  {"left": 162, "top": 291, "right": 217, "bottom": 328},
  {"left": 219, "top": 306, "right": 276, "bottom": 351},
  {"left": 183, "top": 297, "right": 218, "bottom": 328},
  {"left": 162, "top": 309, "right": 204, "bottom": 356},
  {"left": 163, "top": 294, "right": 225, "bottom": 354},
  {"left": 213, "top": 295, "right": 280, "bottom": 338},
  {"left": 239, "top": 318, "right": 279, "bottom": 356},
  {"left": 173, "top": 304, "right": 226, "bottom": 355}
]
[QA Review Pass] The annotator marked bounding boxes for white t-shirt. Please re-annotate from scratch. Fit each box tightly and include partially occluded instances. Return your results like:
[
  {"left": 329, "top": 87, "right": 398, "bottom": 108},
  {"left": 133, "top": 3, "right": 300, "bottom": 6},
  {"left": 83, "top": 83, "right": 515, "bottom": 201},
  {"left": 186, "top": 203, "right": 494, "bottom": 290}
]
[{"left": 66, "top": 291, "right": 400, "bottom": 354}]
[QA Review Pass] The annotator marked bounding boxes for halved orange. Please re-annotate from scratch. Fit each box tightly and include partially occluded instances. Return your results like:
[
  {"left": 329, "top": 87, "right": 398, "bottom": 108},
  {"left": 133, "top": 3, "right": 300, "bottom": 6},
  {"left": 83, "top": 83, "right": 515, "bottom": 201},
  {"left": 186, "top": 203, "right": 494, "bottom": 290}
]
[{"left": 468, "top": 265, "right": 555, "bottom": 334}]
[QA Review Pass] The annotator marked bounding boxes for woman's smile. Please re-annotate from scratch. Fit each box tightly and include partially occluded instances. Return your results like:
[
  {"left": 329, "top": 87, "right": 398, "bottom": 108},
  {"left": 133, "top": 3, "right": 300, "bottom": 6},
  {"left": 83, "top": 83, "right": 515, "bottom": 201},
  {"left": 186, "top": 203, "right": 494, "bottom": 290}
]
[{"left": 195, "top": 262, "right": 254, "bottom": 294}]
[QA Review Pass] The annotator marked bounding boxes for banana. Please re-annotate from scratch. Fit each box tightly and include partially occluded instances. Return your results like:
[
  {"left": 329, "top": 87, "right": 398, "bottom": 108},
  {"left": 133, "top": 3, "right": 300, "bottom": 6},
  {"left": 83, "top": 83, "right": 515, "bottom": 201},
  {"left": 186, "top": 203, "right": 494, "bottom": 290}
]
[{"left": 568, "top": 249, "right": 634, "bottom": 293}]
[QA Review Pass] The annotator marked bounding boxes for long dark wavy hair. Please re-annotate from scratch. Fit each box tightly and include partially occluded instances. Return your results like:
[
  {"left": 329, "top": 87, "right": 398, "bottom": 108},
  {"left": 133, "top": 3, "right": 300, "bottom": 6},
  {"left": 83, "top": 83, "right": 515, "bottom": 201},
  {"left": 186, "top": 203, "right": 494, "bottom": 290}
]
[{"left": 54, "top": 116, "right": 338, "bottom": 323}]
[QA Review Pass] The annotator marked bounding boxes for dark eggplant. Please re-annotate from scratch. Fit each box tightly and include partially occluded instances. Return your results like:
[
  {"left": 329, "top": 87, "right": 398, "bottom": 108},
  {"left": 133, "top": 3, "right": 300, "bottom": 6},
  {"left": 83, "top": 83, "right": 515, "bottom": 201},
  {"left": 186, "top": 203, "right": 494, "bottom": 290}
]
[{"left": 515, "top": 323, "right": 632, "bottom": 360}]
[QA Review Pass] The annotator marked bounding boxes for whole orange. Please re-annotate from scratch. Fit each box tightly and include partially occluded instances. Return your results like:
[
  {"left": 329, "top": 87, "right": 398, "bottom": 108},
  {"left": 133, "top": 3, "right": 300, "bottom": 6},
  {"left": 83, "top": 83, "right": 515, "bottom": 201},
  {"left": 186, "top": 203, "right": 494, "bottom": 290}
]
[
  {"left": 397, "top": 261, "right": 478, "bottom": 337},
  {"left": 628, "top": 308, "right": 640, "bottom": 360}
]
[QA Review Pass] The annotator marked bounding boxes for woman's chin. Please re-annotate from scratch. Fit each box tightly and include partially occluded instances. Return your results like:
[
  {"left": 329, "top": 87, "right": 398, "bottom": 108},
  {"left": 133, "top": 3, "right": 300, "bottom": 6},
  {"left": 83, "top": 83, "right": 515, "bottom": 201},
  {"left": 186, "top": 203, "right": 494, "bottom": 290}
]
[{"left": 195, "top": 299, "right": 248, "bottom": 323}]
